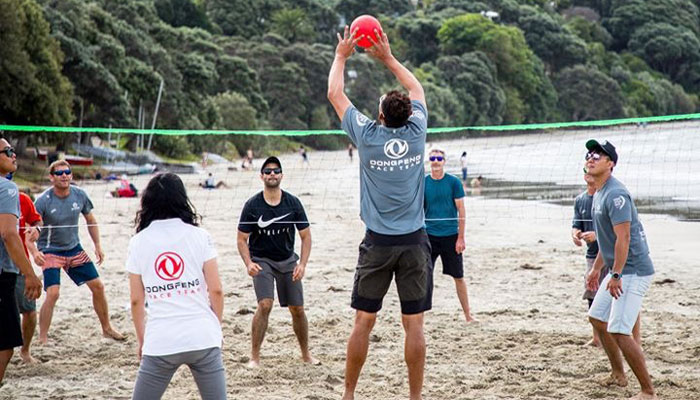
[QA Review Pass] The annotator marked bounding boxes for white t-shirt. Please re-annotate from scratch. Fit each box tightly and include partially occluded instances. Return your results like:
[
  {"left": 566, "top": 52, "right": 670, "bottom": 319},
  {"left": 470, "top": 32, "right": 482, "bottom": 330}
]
[
  {"left": 126, "top": 218, "right": 222, "bottom": 356},
  {"left": 460, "top": 154, "right": 468, "bottom": 169}
]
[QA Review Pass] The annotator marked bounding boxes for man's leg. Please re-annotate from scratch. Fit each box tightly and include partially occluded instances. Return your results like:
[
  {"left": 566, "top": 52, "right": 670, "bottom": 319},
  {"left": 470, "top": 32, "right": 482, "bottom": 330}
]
[
  {"left": 288, "top": 306, "right": 316, "bottom": 364},
  {"left": 343, "top": 311, "right": 376, "bottom": 400},
  {"left": 453, "top": 278, "right": 476, "bottom": 322},
  {"left": 612, "top": 333, "right": 655, "bottom": 397},
  {"left": 0, "top": 349, "right": 12, "bottom": 385},
  {"left": 401, "top": 313, "right": 426, "bottom": 400},
  {"left": 249, "top": 298, "right": 273, "bottom": 367},
  {"left": 20, "top": 311, "right": 37, "bottom": 363},
  {"left": 633, "top": 313, "right": 642, "bottom": 346},
  {"left": 590, "top": 317, "right": 628, "bottom": 386},
  {"left": 85, "top": 278, "right": 124, "bottom": 340},
  {"left": 39, "top": 285, "right": 60, "bottom": 344}
]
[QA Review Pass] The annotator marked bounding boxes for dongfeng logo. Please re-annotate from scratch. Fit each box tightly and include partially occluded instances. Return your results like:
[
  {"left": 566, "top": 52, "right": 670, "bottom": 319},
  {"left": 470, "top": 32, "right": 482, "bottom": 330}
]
[
  {"left": 155, "top": 252, "right": 185, "bottom": 281},
  {"left": 384, "top": 139, "right": 409, "bottom": 159},
  {"left": 613, "top": 195, "right": 626, "bottom": 210}
]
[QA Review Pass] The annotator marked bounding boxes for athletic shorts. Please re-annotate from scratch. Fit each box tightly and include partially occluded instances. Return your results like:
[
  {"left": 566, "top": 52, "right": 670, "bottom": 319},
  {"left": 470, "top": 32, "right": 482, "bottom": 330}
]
[
  {"left": 351, "top": 229, "right": 432, "bottom": 315},
  {"left": 42, "top": 244, "right": 99, "bottom": 290},
  {"left": 588, "top": 273, "right": 653, "bottom": 335},
  {"left": 0, "top": 271, "right": 23, "bottom": 350},
  {"left": 428, "top": 234, "right": 464, "bottom": 278},
  {"left": 252, "top": 256, "right": 303, "bottom": 307},
  {"left": 583, "top": 258, "right": 609, "bottom": 300},
  {"left": 14, "top": 274, "right": 37, "bottom": 313}
]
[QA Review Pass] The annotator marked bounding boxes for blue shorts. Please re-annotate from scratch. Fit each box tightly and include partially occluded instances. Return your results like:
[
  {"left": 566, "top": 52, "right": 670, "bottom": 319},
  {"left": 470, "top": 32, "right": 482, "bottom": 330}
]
[{"left": 42, "top": 245, "right": 99, "bottom": 290}]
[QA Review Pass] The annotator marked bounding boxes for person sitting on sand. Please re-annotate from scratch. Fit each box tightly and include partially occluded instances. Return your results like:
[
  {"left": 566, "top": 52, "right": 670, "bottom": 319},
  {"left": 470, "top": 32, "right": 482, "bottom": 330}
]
[
  {"left": 127, "top": 173, "right": 226, "bottom": 400},
  {"left": 200, "top": 173, "right": 228, "bottom": 189},
  {"left": 33, "top": 160, "right": 125, "bottom": 343},
  {"left": 111, "top": 175, "right": 137, "bottom": 198}
]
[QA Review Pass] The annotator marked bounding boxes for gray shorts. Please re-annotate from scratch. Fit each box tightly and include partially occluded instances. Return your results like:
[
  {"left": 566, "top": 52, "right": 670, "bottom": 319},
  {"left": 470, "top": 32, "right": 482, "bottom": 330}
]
[
  {"left": 14, "top": 274, "right": 37, "bottom": 313},
  {"left": 583, "top": 258, "right": 609, "bottom": 300},
  {"left": 252, "top": 255, "right": 303, "bottom": 307}
]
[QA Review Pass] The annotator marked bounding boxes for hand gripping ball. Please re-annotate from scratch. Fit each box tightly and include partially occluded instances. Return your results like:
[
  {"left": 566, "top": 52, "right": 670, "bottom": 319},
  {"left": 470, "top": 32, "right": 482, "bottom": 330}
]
[{"left": 350, "top": 15, "right": 383, "bottom": 48}]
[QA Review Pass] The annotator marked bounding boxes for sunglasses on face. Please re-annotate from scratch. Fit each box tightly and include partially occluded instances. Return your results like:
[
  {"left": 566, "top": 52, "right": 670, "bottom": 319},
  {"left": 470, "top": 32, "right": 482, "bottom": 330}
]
[
  {"left": 262, "top": 168, "right": 282, "bottom": 175},
  {"left": 52, "top": 169, "right": 72, "bottom": 176},
  {"left": 429, "top": 155, "right": 444, "bottom": 162},
  {"left": 1, "top": 147, "right": 16, "bottom": 158},
  {"left": 585, "top": 152, "right": 603, "bottom": 161}
]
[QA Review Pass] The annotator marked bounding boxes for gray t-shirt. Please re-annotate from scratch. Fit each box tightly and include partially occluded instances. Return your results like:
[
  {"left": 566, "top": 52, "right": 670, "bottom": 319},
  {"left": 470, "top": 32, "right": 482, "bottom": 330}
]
[
  {"left": 592, "top": 176, "right": 654, "bottom": 276},
  {"left": 572, "top": 191, "right": 599, "bottom": 259},
  {"left": 0, "top": 179, "right": 20, "bottom": 273},
  {"left": 341, "top": 100, "right": 428, "bottom": 235},
  {"left": 35, "top": 186, "right": 94, "bottom": 252}
]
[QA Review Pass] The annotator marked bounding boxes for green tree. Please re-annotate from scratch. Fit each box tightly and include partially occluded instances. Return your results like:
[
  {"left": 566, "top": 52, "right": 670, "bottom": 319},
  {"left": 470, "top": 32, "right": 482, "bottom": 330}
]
[
  {"left": 554, "top": 64, "right": 625, "bottom": 120},
  {"left": 271, "top": 8, "right": 314, "bottom": 43},
  {"left": 155, "top": 0, "right": 212, "bottom": 30},
  {"left": 628, "top": 23, "right": 700, "bottom": 81}
]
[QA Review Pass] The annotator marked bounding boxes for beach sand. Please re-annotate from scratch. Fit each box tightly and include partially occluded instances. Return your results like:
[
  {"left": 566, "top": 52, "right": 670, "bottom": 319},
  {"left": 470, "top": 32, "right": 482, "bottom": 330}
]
[{"left": 2, "top": 152, "right": 699, "bottom": 400}]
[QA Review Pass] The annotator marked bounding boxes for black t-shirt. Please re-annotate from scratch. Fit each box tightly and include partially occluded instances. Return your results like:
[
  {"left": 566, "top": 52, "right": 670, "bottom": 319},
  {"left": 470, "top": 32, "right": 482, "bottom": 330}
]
[{"left": 238, "top": 191, "right": 310, "bottom": 261}]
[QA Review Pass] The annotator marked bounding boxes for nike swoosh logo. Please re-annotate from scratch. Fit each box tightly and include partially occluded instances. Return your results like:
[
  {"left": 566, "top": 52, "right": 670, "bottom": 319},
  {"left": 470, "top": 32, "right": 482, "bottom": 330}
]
[{"left": 257, "top": 213, "right": 291, "bottom": 228}]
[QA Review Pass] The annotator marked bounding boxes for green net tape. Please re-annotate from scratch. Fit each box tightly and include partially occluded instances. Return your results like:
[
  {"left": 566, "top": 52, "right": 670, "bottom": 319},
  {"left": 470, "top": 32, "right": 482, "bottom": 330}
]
[{"left": 2, "top": 113, "right": 700, "bottom": 136}]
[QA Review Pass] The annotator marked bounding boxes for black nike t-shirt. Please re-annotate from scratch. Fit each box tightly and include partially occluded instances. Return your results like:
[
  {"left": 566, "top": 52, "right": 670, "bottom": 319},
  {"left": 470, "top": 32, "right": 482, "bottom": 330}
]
[{"left": 238, "top": 190, "right": 310, "bottom": 261}]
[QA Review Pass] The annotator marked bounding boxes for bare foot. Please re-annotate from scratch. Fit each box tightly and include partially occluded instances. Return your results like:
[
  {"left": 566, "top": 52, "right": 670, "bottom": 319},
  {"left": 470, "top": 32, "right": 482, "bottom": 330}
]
[
  {"left": 629, "top": 392, "right": 658, "bottom": 400},
  {"left": 585, "top": 339, "right": 601, "bottom": 347},
  {"left": 599, "top": 373, "right": 628, "bottom": 387},
  {"left": 465, "top": 315, "right": 479, "bottom": 323},
  {"left": 103, "top": 328, "right": 126, "bottom": 341},
  {"left": 302, "top": 355, "right": 321, "bottom": 365},
  {"left": 246, "top": 359, "right": 260, "bottom": 368},
  {"left": 38, "top": 336, "right": 48, "bottom": 345},
  {"left": 19, "top": 351, "right": 38, "bottom": 364}
]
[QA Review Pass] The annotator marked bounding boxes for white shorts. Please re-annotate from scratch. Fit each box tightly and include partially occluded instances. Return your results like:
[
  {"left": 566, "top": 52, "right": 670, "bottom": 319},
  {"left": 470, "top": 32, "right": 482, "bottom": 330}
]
[{"left": 588, "top": 273, "right": 653, "bottom": 335}]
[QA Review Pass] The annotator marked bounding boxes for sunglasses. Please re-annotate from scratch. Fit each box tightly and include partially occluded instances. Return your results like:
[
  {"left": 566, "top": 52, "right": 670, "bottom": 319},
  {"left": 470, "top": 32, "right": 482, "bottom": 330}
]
[
  {"left": 429, "top": 156, "right": 444, "bottom": 162},
  {"left": 52, "top": 169, "right": 72, "bottom": 176},
  {"left": 585, "top": 152, "right": 603, "bottom": 161},
  {"left": 262, "top": 168, "right": 282, "bottom": 175},
  {"left": 1, "top": 147, "right": 16, "bottom": 158}
]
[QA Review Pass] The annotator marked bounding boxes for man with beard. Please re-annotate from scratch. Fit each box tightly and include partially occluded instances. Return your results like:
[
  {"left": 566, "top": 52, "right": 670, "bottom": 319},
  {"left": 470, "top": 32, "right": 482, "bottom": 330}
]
[{"left": 236, "top": 157, "right": 315, "bottom": 368}]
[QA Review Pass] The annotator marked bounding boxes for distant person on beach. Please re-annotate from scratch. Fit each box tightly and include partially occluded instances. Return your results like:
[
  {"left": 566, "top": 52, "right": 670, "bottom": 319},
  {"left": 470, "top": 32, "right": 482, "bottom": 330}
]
[
  {"left": 348, "top": 143, "right": 354, "bottom": 161},
  {"left": 460, "top": 151, "right": 468, "bottom": 184},
  {"left": 299, "top": 146, "right": 310, "bottom": 166},
  {"left": 128, "top": 173, "right": 226, "bottom": 400},
  {"left": 201, "top": 152, "right": 209, "bottom": 169},
  {"left": 200, "top": 173, "right": 228, "bottom": 189},
  {"left": 424, "top": 148, "right": 476, "bottom": 323},
  {"left": 470, "top": 175, "right": 483, "bottom": 195},
  {"left": 236, "top": 157, "right": 315, "bottom": 368},
  {"left": 34, "top": 160, "right": 125, "bottom": 344},
  {"left": 6, "top": 174, "right": 43, "bottom": 364},
  {"left": 584, "top": 140, "right": 657, "bottom": 400},
  {"left": 111, "top": 174, "right": 137, "bottom": 198},
  {"left": 328, "top": 26, "right": 430, "bottom": 400},
  {"left": 0, "top": 139, "right": 42, "bottom": 384}
]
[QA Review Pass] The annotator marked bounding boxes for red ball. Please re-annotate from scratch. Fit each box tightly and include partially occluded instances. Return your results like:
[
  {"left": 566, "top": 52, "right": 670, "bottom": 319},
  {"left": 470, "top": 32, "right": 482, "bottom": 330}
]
[{"left": 350, "top": 15, "right": 383, "bottom": 48}]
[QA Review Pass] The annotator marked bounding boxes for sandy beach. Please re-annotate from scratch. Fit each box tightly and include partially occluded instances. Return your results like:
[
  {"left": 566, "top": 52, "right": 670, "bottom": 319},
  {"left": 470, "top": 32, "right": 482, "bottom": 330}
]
[{"left": 2, "top": 149, "right": 699, "bottom": 400}]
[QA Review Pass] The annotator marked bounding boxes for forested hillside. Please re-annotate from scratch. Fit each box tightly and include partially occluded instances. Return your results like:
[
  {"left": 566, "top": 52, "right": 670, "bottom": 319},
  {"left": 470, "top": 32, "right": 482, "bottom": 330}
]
[{"left": 2, "top": 0, "right": 699, "bottom": 158}]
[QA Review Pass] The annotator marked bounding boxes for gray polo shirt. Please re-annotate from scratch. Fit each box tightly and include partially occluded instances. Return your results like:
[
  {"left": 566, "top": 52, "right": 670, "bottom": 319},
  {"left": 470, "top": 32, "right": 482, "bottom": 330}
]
[
  {"left": 0, "top": 178, "right": 20, "bottom": 273},
  {"left": 341, "top": 100, "right": 428, "bottom": 235},
  {"left": 592, "top": 176, "right": 654, "bottom": 276},
  {"left": 34, "top": 186, "right": 94, "bottom": 252},
  {"left": 573, "top": 191, "right": 599, "bottom": 259}
]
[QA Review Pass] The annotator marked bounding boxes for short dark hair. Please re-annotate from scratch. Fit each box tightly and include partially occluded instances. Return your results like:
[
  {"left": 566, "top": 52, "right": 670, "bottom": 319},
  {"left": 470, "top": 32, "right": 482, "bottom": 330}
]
[
  {"left": 381, "top": 90, "right": 412, "bottom": 128},
  {"left": 135, "top": 173, "right": 201, "bottom": 232}
]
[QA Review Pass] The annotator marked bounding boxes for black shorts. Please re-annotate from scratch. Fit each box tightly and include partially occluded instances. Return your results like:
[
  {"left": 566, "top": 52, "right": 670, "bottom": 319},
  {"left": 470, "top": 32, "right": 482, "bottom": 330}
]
[
  {"left": 428, "top": 234, "right": 464, "bottom": 278},
  {"left": 351, "top": 229, "right": 432, "bottom": 315},
  {"left": 0, "top": 271, "right": 23, "bottom": 350}
]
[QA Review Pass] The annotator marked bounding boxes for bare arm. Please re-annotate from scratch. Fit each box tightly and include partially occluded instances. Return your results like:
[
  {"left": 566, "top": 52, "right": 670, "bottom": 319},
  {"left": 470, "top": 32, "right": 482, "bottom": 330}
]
[
  {"left": 454, "top": 198, "right": 466, "bottom": 254},
  {"left": 611, "top": 222, "right": 631, "bottom": 275},
  {"left": 237, "top": 230, "right": 261, "bottom": 277},
  {"left": 84, "top": 212, "right": 104, "bottom": 265},
  {"left": 203, "top": 258, "right": 223, "bottom": 323},
  {"left": 571, "top": 228, "right": 583, "bottom": 246},
  {"left": 0, "top": 214, "right": 41, "bottom": 299},
  {"left": 129, "top": 273, "right": 146, "bottom": 359},
  {"left": 367, "top": 31, "right": 425, "bottom": 105},
  {"left": 328, "top": 26, "right": 361, "bottom": 121},
  {"left": 293, "top": 227, "right": 312, "bottom": 281}
]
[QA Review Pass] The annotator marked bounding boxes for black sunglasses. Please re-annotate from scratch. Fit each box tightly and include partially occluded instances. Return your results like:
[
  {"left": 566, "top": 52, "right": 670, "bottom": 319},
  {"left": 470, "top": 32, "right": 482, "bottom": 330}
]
[
  {"left": 262, "top": 168, "right": 282, "bottom": 175},
  {"left": 585, "top": 151, "right": 603, "bottom": 161},
  {"left": 429, "top": 156, "right": 444, "bottom": 162},
  {"left": 52, "top": 169, "right": 72, "bottom": 176},
  {"left": 1, "top": 147, "right": 16, "bottom": 158}
]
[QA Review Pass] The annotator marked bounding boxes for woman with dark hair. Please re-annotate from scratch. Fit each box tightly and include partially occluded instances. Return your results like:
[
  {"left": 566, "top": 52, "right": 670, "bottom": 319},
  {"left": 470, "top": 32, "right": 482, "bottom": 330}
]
[{"left": 127, "top": 173, "right": 226, "bottom": 400}]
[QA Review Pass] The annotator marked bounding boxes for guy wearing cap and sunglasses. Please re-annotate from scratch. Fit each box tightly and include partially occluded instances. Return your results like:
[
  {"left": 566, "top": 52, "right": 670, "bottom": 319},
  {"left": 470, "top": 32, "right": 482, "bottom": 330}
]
[
  {"left": 34, "top": 160, "right": 124, "bottom": 344},
  {"left": 584, "top": 140, "right": 657, "bottom": 400},
  {"left": 0, "top": 139, "right": 42, "bottom": 384},
  {"left": 237, "top": 156, "right": 315, "bottom": 368},
  {"left": 424, "top": 148, "right": 475, "bottom": 323}
]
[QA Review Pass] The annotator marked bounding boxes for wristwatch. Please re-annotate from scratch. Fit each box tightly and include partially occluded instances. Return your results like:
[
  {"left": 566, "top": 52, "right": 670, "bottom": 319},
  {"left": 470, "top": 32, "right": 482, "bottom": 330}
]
[{"left": 611, "top": 272, "right": 621, "bottom": 280}]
